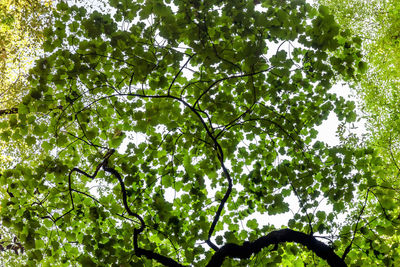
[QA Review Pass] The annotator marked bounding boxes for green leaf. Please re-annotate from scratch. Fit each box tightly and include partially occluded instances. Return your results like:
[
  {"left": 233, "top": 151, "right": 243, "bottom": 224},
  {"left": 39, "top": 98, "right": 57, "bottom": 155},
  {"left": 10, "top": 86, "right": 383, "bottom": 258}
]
[
  {"left": 246, "top": 219, "right": 259, "bottom": 230},
  {"left": 162, "top": 175, "right": 173, "bottom": 188},
  {"left": 78, "top": 255, "right": 96, "bottom": 267}
]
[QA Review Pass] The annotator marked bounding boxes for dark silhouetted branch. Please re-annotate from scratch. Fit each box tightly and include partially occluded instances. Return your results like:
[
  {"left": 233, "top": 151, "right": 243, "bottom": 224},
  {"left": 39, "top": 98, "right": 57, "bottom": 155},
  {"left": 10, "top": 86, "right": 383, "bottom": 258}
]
[
  {"left": 206, "top": 228, "right": 346, "bottom": 267},
  {"left": 0, "top": 108, "right": 18, "bottom": 116},
  {"left": 103, "top": 161, "right": 186, "bottom": 267},
  {"left": 134, "top": 228, "right": 187, "bottom": 267}
]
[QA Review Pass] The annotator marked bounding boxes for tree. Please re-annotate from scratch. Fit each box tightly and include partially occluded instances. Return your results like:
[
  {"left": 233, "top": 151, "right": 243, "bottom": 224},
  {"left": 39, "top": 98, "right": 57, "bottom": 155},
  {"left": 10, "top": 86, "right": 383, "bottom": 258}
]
[
  {"left": 316, "top": 0, "right": 400, "bottom": 184},
  {"left": 0, "top": 0, "right": 53, "bottom": 169},
  {"left": 1, "top": 0, "right": 397, "bottom": 266},
  {"left": 0, "top": 0, "right": 52, "bottom": 109},
  {"left": 0, "top": 1, "right": 52, "bottom": 264},
  {"left": 314, "top": 4, "right": 400, "bottom": 263}
]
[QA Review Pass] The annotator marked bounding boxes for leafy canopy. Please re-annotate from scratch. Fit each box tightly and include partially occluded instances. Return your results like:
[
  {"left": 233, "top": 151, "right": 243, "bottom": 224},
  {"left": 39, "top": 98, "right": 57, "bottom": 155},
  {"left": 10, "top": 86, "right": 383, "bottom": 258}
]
[
  {"left": 0, "top": 0, "right": 53, "bottom": 167},
  {"left": 1, "top": 0, "right": 397, "bottom": 266},
  {"left": 317, "top": 0, "right": 400, "bottom": 181},
  {"left": 0, "top": 1, "right": 52, "bottom": 264},
  {"left": 315, "top": 4, "right": 400, "bottom": 262},
  {"left": 0, "top": 0, "right": 52, "bottom": 108}
]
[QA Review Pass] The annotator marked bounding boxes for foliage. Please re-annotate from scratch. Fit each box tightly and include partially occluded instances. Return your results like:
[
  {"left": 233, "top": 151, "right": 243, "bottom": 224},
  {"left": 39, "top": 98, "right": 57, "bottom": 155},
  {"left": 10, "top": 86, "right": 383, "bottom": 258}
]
[
  {"left": 0, "top": 0, "right": 52, "bottom": 109},
  {"left": 317, "top": 0, "right": 400, "bottom": 265},
  {"left": 316, "top": 0, "right": 400, "bottom": 184},
  {"left": 0, "top": 1, "right": 52, "bottom": 264},
  {"left": 0, "top": 0, "right": 53, "bottom": 168},
  {"left": 1, "top": 0, "right": 397, "bottom": 266}
]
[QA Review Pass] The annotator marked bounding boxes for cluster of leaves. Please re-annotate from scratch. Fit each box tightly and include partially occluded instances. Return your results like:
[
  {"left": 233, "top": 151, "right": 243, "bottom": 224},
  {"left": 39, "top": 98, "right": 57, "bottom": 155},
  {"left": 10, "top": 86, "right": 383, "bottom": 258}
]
[
  {"left": 316, "top": 1, "right": 400, "bottom": 264},
  {"left": 0, "top": 0, "right": 53, "bottom": 169},
  {"left": 0, "top": 1, "right": 53, "bottom": 264},
  {"left": 0, "top": 0, "right": 397, "bottom": 266},
  {"left": 317, "top": 0, "right": 400, "bottom": 180},
  {"left": 0, "top": 0, "right": 52, "bottom": 108}
]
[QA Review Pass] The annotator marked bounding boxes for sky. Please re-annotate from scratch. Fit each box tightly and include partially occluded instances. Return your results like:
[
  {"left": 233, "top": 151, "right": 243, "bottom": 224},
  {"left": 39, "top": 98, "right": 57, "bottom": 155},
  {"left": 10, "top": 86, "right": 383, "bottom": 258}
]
[{"left": 317, "top": 84, "right": 366, "bottom": 145}]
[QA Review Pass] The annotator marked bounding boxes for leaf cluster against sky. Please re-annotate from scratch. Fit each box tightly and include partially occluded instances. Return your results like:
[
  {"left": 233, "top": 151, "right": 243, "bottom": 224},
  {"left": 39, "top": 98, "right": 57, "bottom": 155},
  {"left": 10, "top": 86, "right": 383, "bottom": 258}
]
[
  {"left": 0, "top": 0, "right": 399, "bottom": 266},
  {"left": 318, "top": 0, "right": 400, "bottom": 184}
]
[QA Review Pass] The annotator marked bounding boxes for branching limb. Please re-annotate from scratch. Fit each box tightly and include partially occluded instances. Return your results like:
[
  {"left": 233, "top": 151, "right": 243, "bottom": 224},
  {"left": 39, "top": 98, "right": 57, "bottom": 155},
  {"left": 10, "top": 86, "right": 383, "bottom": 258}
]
[
  {"left": 193, "top": 67, "right": 274, "bottom": 108},
  {"left": 168, "top": 54, "right": 195, "bottom": 95},
  {"left": 215, "top": 104, "right": 255, "bottom": 140},
  {"left": 133, "top": 229, "right": 187, "bottom": 267},
  {"left": 88, "top": 92, "right": 233, "bottom": 251},
  {"left": 102, "top": 161, "right": 145, "bottom": 233},
  {"left": 206, "top": 229, "right": 346, "bottom": 267},
  {"left": 54, "top": 149, "right": 115, "bottom": 222},
  {"left": 102, "top": 158, "right": 187, "bottom": 267}
]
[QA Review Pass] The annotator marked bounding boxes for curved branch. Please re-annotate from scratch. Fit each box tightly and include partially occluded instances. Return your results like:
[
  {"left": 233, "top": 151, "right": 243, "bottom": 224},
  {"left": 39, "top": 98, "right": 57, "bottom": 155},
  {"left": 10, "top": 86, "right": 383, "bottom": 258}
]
[
  {"left": 54, "top": 149, "right": 115, "bottom": 222},
  {"left": 103, "top": 161, "right": 186, "bottom": 267},
  {"left": 133, "top": 229, "right": 187, "bottom": 267},
  {"left": 206, "top": 228, "right": 346, "bottom": 267},
  {"left": 87, "top": 92, "right": 232, "bottom": 250},
  {"left": 102, "top": 161, "right": 145, "bottom": 233}
]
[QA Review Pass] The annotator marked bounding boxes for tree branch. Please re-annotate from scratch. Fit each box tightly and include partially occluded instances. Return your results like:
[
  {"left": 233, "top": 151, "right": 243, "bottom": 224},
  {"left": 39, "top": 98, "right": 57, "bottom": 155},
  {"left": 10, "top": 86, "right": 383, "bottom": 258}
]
[
  {"left": 168, "top": 54, "right": 195, "bottom": 95},
  {"left": 0, "top": 107, "right": 18, "bottom": 116},
  {"left": 102, "top": 161, "right": 186, "bottom": 267},
  {"left": 342, "top": 188, "right": 370, "bottom": 260},
  {"left": 102, "top": 160, "right": 145, "bottom": 233},
  {"left": 134, "top": 229, "right": 187, "bottom": 267},
  {"left": 54, "top": 149, "right": 115, "bottom": 222},
  {"left": 193, "top": 67, "right": 274, "bottom": 108},
  {"left": 206, "top": 229, "right": 346, "bottom": 267}
]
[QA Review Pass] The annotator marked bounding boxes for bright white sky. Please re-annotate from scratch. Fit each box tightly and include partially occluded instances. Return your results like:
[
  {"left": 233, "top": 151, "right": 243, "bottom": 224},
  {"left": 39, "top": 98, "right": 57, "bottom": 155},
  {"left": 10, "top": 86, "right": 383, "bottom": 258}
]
[{"left": 317, "top": 84, "right": 366, "bottom": 145}]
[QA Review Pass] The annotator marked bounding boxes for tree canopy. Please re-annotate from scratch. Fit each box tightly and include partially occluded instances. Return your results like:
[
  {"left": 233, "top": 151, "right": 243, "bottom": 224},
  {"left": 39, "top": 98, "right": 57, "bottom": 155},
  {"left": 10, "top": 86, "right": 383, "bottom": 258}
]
[
  {"left": 0, "top": 0, "right": 52, "bottom": 167},
  {"left": 0, "top": 0, "right": 52, "bottom": 109},
  {"left": 317, "top": 0, "right": 400, "bottom": 184},
  {"left": 0, "top": 0, "right": 398, "bottom": 266},
  {"left": 0, "top": 1, "right": 53, "bottom": 264}
]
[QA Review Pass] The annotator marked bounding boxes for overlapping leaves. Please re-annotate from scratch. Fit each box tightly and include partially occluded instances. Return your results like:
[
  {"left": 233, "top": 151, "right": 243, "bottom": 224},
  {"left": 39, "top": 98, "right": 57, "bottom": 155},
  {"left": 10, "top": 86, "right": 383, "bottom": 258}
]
[{"left": 0, "top": 0, "right": 386, "bottom": 266}]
